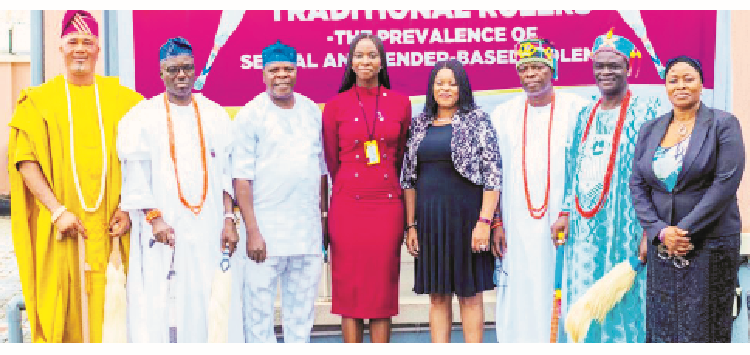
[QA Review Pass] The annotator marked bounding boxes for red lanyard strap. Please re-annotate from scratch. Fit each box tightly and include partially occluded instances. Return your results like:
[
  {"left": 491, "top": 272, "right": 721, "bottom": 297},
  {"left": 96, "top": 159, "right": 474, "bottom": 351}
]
[{"left": 354, "top": 85, "right": 381, "bottom": 141}]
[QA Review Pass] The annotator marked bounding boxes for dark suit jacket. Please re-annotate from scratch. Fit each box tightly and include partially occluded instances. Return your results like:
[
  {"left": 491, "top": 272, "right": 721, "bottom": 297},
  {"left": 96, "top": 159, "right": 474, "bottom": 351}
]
[{"left": 629, "top": 102, "right": 745, "bottom": 245}]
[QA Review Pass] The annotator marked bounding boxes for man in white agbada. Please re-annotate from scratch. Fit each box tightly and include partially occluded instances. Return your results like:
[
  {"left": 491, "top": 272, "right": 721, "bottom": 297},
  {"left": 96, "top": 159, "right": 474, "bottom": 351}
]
[
  {"left": 118, "top": 37, "right": 240, "bottom": 342},
  {"left": 490, "top": 38, "right": 588, "bottom": 343},
  {"left": 233, "top": 40, "right": 327, "bottom": 343}
]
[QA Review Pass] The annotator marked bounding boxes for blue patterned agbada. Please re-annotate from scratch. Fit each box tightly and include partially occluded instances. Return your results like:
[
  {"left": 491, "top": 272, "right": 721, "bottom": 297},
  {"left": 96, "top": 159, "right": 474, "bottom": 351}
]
[{"left": 559, "top": 94, "right": 661, "bottom": 343}]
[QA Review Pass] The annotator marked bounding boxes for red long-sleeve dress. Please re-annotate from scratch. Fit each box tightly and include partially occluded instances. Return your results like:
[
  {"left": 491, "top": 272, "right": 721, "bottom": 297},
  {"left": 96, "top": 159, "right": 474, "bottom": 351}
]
[{"left": 322, "top": 85, "right": 412, "bottom": 318}]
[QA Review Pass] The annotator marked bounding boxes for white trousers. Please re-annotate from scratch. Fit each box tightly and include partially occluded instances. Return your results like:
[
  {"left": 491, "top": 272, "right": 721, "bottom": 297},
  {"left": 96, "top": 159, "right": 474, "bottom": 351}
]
[{"left": 244, "top": 255, "right": 322, "bottom": 343}]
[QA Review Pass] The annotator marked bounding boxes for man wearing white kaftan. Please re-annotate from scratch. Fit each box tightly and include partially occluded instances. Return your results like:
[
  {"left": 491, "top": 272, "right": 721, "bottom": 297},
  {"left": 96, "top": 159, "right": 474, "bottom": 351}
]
[
  {"left": 118, "top": 38, "right": 239, "bottom": 342},
  {"left": 233, "top": 40, "right": 326, "bottom": 343},
  {"left": 490, "top": 38, "right": 588, "bottom": 343}
]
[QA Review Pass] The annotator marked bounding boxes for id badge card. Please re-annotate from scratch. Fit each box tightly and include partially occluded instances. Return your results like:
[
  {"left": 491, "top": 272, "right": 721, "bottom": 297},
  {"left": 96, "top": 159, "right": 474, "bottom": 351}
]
[{"left": 364, "top": 140, "right": 381, "bottom": 165}]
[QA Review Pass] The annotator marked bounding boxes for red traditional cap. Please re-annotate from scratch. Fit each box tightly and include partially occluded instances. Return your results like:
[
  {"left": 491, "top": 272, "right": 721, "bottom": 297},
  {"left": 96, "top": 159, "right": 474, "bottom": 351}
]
[{"left": 61, "top": 10, "right": 98, "bottom": 38}]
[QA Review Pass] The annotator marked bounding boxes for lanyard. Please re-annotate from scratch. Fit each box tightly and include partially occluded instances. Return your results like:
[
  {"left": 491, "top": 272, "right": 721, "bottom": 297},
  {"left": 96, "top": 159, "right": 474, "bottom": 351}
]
[{"left": 354, "top": 85, "right": 381, "bottom": 141}]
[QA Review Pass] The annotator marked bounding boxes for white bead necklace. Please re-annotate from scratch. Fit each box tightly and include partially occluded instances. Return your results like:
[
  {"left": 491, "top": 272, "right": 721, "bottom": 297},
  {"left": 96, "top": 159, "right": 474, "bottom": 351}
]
[{"left": 64, "top": 76, "right": 107, "bottom": 213}]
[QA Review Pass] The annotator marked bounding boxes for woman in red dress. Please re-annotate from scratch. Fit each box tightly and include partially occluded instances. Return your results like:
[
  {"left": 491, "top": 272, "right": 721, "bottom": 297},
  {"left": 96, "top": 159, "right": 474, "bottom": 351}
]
[{"left": 322, "top": 33, "right": 412, "bottom": 343}]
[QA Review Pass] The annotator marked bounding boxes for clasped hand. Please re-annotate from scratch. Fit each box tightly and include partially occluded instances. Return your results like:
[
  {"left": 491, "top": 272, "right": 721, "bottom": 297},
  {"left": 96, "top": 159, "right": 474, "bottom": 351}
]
[{"left": 662, "top": 226, "right": 692, "bottom": 257}]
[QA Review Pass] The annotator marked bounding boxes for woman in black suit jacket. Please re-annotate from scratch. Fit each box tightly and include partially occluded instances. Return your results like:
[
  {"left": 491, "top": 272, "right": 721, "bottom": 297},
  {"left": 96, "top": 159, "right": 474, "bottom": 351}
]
[{"left": 629, "top": 56, "right": 745, "bottom": 342}]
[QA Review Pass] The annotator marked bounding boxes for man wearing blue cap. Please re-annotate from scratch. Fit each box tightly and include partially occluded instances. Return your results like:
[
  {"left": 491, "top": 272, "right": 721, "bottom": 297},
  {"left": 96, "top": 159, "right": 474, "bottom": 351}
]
[
  {"left": 117, "top": 37, "right": 238, "bottom": 342},
  {"left": 550, "top": 29, "right": 662, "bottom": 342},
  {"left": 233, "top": 40, "right": 326, "bottom": 343},
  {"left": 490, "top": 38, "right": 588, "bottom": 343}
]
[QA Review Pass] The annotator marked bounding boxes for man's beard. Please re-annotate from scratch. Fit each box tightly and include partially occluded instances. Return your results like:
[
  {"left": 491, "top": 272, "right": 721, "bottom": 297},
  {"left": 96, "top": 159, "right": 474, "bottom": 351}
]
[{"left": 69, "top": 62, "right": 88, "bottom": 74}]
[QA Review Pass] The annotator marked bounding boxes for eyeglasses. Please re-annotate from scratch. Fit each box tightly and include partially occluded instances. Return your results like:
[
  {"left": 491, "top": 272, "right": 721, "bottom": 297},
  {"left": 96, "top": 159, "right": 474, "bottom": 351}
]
[
  {"left": 164, "top": 64, "right": 195, "bottom": 75},
  {"left": 657, "top": 244, "right": 690, "bottom": 268}
]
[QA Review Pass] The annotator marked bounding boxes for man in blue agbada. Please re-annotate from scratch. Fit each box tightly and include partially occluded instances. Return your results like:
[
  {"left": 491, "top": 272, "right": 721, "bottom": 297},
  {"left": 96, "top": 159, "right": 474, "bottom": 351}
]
[{"left": 550, "top": 29, "right": 662, "bottom": 342}]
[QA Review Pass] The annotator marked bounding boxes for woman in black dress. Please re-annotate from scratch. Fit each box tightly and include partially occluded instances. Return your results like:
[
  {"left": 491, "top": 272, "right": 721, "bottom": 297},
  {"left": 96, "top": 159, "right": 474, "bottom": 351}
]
[{"left": 400, "top": 59, "right": 501, "bottom": 342}]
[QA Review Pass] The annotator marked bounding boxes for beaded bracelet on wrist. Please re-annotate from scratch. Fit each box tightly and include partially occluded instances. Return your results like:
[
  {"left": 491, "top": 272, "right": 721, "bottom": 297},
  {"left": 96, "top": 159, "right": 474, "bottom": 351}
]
[
  {"left": 51, "top": 205, "right": 67, "bottom": 224},
  {"left": 145, "top": 209, "right": 162, "bottom": 225}
]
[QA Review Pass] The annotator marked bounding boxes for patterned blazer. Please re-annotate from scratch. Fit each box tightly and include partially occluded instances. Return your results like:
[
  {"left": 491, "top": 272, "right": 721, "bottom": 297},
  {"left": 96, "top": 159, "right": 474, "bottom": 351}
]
[{"left": 400, "top": 107, "right": 502, "bottom": 190}]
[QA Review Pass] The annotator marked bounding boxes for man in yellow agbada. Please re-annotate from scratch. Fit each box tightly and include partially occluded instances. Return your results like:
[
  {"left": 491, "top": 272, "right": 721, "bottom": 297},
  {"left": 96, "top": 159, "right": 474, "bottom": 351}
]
[{"left": 8, "top": 10, "right": 143, "bottom": 343}]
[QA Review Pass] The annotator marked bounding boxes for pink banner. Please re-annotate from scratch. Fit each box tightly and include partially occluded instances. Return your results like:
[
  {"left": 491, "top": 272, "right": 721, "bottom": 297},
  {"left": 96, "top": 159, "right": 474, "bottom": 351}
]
[{"left": 133, "top": 10, "right": 717, "bottom": 106}]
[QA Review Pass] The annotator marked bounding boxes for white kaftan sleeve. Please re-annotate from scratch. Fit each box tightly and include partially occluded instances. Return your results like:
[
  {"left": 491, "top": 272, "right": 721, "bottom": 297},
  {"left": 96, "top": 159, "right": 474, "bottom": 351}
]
[
  {"left": 214, "top": 105, "right": 235, "bottom": 199},
  {"left": 319, "top": 142, "right": 328, "bottom": 176},
  {"left": 231, "top": 104, "right": 259, "bottom": 181},
  {"left": 314, "top": 105, "right": 328, "bottom": 176},
  {"left": 118, "top": 102, "right": 171, "bottom": 343},
  {"left": 117, "top": 105, "right": 157, "bottom": 211}
]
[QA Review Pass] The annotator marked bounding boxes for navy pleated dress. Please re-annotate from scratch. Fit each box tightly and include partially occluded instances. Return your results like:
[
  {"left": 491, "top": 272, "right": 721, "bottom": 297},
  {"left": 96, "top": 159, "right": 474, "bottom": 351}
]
[{"left": 413, "top": 123, "right": 495, "bottom": 297}]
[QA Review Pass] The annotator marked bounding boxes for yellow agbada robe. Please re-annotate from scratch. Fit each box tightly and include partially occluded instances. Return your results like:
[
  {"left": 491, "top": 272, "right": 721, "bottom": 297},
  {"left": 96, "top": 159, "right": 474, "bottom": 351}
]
[{"left": 8, "top": 74, "right": 143, "bottom": 343}]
